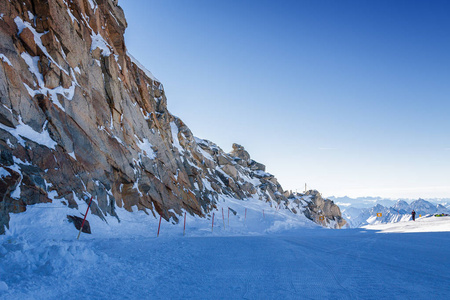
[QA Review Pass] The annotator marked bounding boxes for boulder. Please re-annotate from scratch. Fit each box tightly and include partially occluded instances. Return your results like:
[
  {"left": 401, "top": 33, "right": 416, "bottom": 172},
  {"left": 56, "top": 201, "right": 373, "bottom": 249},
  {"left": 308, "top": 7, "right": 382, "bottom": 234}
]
[
  {"left": 67, "top": 215, "right": 91, "bottom": 234},
  {"left": 230, "top": 143, "right": 250, "bottom": 164},
  {"left": 221, "top": 164, "right": 238, "bottom": 180},
  {"left": 19, "top": 27, "right": 37, "bottom": 56},
  {"left": 302, "top": 190, "right": 346, "bottom": 229},
  {"left": 249, "top": 160, "right": 266, "bottom": 172},
  {"left": 216, "top": 154, "right": 231, "bottom": 166}
]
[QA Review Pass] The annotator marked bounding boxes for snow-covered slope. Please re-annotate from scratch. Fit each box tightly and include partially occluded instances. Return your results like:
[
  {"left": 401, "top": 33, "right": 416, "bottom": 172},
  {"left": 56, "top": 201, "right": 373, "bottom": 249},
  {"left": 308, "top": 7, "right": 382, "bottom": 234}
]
[
  {"left": 1, "top": 210, "right": 449, "bottom": 299},
  {"left": 392, "top": 199, "right": 410, "bottom": 212},
  {"left": 408, "top": 199, "right": 448, "bottom": 215}
]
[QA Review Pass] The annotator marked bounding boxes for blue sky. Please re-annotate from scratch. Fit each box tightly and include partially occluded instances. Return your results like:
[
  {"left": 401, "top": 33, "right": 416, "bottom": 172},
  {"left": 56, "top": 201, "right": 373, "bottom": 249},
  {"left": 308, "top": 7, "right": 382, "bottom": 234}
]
[{"left": 119, "top": 0, "right": 450, "bottom": 198}]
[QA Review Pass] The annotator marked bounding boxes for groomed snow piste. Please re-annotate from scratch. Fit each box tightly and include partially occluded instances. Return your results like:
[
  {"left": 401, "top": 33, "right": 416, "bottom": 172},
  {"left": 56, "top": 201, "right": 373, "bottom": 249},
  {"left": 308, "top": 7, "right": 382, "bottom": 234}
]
[{"left": 1, "top": 199, "right": 449, "bottom": 299}]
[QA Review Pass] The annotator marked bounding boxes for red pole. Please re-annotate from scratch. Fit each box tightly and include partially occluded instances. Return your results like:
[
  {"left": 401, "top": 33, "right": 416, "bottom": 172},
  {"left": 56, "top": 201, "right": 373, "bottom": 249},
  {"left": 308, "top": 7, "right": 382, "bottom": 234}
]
[
  {"left": 183, "top": 212, "right": 186, "bottom": 236},
  {"left": 77, "top": 196, "right": 93, "bottom": 240},
  {"left": 212, "top": 212, "right": 215, "bottom": 232},
  {"left": 157, "top": 215, "right": 162, "bottom": 237},
  {"left": 222, "top": 208, "right": 225, "bottom": 229}
]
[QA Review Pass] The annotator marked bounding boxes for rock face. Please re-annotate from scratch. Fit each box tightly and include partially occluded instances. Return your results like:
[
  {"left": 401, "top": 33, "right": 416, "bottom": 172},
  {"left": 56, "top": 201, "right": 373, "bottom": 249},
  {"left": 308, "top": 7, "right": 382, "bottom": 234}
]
[
  {"left": 0, "top": 0, "right": 345, "bottom": 233},
  {"left": 300, "top": 190, "right": 347, "bottom": 229}
]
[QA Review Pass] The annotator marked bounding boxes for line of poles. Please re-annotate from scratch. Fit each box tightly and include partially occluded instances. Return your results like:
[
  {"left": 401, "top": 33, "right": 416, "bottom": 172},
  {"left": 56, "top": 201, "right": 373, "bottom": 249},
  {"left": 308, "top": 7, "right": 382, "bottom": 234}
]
[
  {"left": 157, "top": 206, "right": 269, "bottom": 237},
  {"left": 77, "top": 202, "right": 283, "bottom": 240}
]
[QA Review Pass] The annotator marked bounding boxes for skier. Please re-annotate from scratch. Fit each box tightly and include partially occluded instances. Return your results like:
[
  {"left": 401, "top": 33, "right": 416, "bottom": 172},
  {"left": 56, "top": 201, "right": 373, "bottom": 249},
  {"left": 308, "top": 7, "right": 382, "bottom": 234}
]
[{"left": 411, "top": 210, "right": 416, "bottom": 221}]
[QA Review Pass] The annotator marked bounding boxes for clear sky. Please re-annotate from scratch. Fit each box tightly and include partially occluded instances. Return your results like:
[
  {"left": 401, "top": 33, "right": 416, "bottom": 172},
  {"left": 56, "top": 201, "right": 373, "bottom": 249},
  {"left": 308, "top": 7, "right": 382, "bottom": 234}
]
[{"left": 119, "top": 0, "right": 450, "bottom": 199}]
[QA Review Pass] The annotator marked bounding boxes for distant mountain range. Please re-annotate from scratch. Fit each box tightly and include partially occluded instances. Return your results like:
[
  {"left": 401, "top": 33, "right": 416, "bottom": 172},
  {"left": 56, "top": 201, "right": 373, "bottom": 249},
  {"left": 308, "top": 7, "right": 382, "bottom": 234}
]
[
  {"left": 329, "top": 196, "right": 450, "bottom": 208},
  {"left": 335, "top": 198, "right": 450, "bottom": 228}
]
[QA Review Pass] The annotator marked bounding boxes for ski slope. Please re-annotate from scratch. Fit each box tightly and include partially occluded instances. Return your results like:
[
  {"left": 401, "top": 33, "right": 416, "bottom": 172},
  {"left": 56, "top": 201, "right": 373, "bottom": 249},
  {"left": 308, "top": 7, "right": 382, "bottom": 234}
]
[{"left": 1, "top": 202, "right": 449, "bottom": 299}]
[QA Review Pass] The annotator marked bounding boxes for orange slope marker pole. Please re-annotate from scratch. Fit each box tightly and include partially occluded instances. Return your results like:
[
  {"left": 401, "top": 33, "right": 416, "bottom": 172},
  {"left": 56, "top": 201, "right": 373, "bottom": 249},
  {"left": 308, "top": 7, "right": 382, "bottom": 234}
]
[
  {"left": 157, "top": 215, "right": 162, "bottom": 237},
  {"left": 77, "top": 196, "right": 93, "bottom": 240},
  {"left": 183, "top": 212, "right": 186, "bottom": 236}
]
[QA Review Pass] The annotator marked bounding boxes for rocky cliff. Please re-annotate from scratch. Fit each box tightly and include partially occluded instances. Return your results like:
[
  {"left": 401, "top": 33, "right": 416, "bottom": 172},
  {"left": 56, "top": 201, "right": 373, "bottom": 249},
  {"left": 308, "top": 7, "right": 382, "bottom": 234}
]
[
  {"left": 0, "top": 0, "right": 345, "bottom": 233},
  {"left": 285, "top": 190, "right": 347, "bottom": 229}
]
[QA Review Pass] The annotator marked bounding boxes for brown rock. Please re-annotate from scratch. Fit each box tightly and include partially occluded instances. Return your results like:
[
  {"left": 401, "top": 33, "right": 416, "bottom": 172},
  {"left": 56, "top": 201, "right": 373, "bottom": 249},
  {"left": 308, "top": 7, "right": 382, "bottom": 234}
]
[
  {"left": 44, "top": 69, "right": 60, "bottom": 89},
  {"left": 60, "top": 70, "right": 72, "bottom": 88},
  {"left": 19, "top": 27, "right": 38, "bottom": 56},
  {"left": 41, "top": 31, "right": 57, "bottom": 48},
  {"left": 67, "top": 215, "right": 91, "bottom": 233},
  {"left": 0, "top": 15, "right": 19, "bottom": 37}
]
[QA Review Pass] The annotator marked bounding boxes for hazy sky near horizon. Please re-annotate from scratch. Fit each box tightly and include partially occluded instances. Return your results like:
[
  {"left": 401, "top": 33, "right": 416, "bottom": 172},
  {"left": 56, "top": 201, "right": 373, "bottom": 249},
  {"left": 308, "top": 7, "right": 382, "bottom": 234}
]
[{"left": 119, "top": 0, "right": 450, "bottom": 199}]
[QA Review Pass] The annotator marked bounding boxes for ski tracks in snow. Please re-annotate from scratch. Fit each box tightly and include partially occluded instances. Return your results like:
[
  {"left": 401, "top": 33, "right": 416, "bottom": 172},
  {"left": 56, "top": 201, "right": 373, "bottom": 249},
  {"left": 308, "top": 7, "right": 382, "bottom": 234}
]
[{"left": 2, "top": 229, "right": 450, "bottom": 299}]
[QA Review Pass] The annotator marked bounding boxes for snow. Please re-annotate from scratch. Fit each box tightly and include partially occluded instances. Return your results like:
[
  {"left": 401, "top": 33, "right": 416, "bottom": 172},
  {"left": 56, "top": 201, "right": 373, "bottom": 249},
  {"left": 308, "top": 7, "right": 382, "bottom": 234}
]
[
  {"left": 68, "top": 151, "right": 76, "bottom": 160},
  {"left": 127, "top": 51, "right": 158, "bottom": 82},
  {"left": 136, "top": 137, "right": 156, "bottom": 159},
  {"left": 363, "top": 215, "right": 450, "bottom": 233},
  {"left": 6, "top": 157, "right": 32, "bottom": 200},
  {"left": 253, "top": 169, "right": 273, "bottom": 177},
  {"left": 90, "top": 32, "right": 112, "bottom": 56},
  {"left": 14, "top": 17, "right": 69, "bottom": 76},
  {"left": 62, "top": 0, "right": 78, "bottom": 23},
  {"left": 239, "top": 170, "right": 262, "bottom": 186},
  {"left": 114, "top": 54, "right": 122, "bottom": 70},
  {"left": 87, "top": 0, "right": 97, "bottom": 11},
  {"left": 109, "top": 10, "right": 120, "bottom": 26},
  {"left": 197, "top": 145, "right": 214, "bottom": 161},
  {"left": 0, "top": 54, "right": 13, "bottom": 67},
  {"left": 23, "top": 81, "right": 76, "bottom": 112},
  {"left": 50, "top": 84, "right": 75, "bottom": 102},
  {"left": 20, "top": 47, "right": 76, "bottom": 112},
  {"left": 98, "top": 124, "right": 125, "bottom": 146},
  {"left": 0, "top": 117, "right": 57, "bottom": 149},
  {"left": 0, "top": 167, "right": 10, "bottom": 178},
  {"left": 170, "top": 121, "right": 185, "bottom": 153},
  {"left": 6, "top": 139, "right": 13, "bottom": 148},
  {"left": 1, "top": 197, "right": 449, "bottom": 299},
  {"left": 139, "top": 107, "right": 150, "bottom": 119},
  {"left": 21, "top": 52, "right": 43, "bottom": 85}
]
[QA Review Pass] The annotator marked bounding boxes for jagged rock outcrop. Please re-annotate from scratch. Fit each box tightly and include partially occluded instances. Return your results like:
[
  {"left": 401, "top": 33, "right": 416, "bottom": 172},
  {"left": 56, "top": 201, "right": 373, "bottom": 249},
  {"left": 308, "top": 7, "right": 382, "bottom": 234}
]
[
  {"left": 297, "top": 190, "right": 346, "bottom": 229},
  {"left": 0, "top": 0, "right": 345, "bottom": 233}
]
